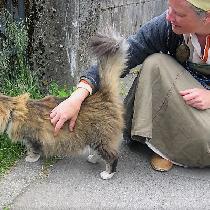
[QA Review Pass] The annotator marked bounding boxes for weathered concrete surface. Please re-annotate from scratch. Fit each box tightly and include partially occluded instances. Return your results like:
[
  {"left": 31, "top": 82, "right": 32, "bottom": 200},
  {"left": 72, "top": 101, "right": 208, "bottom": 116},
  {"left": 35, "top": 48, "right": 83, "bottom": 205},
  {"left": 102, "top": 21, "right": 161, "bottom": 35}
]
[
  {"left": 0, "top": 159, "right": 42, "bottom": 209},
  {"left": 29, "top": 0, "right": 167, "bottom": 89},
  {"left": 28, "top": 0, "right": 100, "bottom": 90},
  {"left": 99, "top": 0, "right": 167, "bottom": 35},
  {"left": 28, "top": 0, "right": 79, "bottom": 90},
  {"left": 1, "top": 141, "right": 210, "bottom": 210}
]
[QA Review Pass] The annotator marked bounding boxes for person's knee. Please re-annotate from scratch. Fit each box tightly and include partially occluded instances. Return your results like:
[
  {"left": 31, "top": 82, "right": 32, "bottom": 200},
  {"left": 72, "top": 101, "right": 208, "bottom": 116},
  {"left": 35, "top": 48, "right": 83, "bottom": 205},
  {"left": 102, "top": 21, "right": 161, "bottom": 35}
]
[
  {"left": 142, "top": 53, "right": 177, "bottom": 74},
  {"left": 141, "top": 53, "right": 165, "bottom": 74},
  {"left": 143, "top": 53, "right": 170, "bottom": 67}
]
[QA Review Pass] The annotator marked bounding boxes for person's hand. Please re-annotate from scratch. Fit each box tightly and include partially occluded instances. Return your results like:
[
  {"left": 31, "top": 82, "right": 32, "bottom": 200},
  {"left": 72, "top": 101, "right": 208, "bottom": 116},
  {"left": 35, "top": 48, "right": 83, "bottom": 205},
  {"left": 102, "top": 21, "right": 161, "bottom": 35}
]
[
  {"left": 180, "top": 88, "right": 210, "bottom": 110},
  {"left": 50, "top": 88, "right": 90, "bottom": 135}
]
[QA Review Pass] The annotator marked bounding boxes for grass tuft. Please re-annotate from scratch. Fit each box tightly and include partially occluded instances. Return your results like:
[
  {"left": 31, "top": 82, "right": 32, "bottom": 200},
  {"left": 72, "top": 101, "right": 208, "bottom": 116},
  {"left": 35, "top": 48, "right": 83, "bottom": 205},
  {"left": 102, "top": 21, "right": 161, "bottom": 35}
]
[{"left": 0, "top": 134, "right": 24, "bottom": 176}]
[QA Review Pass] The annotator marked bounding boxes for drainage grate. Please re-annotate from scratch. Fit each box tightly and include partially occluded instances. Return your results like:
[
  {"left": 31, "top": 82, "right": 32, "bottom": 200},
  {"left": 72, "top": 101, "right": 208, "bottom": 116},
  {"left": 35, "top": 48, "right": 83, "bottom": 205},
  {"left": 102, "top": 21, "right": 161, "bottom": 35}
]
[{"left": 1, "top": 0, "right": 25, "bottom": 21}]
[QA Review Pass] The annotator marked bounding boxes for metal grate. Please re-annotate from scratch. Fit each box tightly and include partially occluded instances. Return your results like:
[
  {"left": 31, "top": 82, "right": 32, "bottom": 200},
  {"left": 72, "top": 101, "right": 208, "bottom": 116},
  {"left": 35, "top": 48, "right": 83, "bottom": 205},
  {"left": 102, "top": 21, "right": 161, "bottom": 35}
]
[
  {"left": 1, "top": 0, "right": 25, "bottom": 21},
  {"left": 7, "top": 0, "right": 25, "bottom": 20}
]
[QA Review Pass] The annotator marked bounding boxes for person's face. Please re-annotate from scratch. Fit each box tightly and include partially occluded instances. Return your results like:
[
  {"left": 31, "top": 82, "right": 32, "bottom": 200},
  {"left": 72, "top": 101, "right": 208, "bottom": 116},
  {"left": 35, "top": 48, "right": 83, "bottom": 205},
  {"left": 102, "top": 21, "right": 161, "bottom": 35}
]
[{"left": 166, "top": 0, "right": 206, "bottom": 34}]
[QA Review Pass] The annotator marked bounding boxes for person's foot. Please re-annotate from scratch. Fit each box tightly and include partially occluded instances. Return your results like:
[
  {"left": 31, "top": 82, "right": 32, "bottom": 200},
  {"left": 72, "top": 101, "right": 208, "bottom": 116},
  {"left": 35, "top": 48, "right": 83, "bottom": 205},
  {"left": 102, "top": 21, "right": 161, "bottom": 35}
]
[{"left": 150, "top": 154, "right": 173, "bottom": 172}]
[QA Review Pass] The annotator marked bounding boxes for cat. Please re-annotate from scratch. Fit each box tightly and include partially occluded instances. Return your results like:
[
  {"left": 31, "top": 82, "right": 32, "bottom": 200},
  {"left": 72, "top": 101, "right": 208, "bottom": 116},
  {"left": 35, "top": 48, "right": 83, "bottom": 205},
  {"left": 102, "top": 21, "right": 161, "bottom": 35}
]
[{"left": 0, "top": 30, "right": 128, "bottom": 179}]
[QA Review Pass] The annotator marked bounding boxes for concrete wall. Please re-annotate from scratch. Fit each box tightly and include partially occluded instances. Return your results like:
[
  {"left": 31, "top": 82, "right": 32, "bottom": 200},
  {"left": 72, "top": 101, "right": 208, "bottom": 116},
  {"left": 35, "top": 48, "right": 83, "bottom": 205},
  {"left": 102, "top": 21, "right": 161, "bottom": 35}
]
[{"left": 29, "top": 0, "right": 167, "bottom": 89}]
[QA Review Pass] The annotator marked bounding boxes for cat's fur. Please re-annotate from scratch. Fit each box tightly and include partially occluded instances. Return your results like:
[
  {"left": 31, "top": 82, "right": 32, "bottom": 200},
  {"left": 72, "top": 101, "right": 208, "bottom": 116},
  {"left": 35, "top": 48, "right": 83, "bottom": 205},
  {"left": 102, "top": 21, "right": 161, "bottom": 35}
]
[{"left": 0, "top": 31, "right": 128, "bottom": 179}]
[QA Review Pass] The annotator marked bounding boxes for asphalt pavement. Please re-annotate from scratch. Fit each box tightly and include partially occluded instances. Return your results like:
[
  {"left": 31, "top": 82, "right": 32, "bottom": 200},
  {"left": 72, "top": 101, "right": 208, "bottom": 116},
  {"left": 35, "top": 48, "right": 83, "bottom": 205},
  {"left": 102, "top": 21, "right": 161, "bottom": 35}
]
[{"left": 1, "top": 74, "right": 210, "bottom": 210}]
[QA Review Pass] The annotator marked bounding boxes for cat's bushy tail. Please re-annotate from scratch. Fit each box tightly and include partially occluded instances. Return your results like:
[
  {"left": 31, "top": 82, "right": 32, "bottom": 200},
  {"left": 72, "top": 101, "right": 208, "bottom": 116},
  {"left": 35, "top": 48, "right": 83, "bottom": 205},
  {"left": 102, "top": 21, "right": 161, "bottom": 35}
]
[{"left": 90, "top": 29, "right": 129, "bottom": 98}]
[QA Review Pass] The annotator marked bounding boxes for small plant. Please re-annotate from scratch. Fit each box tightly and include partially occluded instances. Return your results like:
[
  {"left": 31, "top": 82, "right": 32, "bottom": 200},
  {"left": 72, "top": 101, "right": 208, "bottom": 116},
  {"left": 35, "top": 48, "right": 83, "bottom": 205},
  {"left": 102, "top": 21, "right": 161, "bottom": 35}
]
[
  {"left": 39, "top": 156, "right": 63, "bottom": 178},
  {"left": 3, "top": 206, "right": 10, "bottom": 210},
  {"left": 49, "top": 81, "right": 76, "bottom": 97},
  {"left": 0, "top": 134, "right": 24, "bottom": 176}
]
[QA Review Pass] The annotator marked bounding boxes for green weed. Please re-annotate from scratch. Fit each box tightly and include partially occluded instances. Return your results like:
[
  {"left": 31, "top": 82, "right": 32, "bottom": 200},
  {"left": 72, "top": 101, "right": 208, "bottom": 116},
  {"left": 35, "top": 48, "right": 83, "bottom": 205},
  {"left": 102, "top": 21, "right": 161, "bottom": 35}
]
[
  {"left": 49, "top": 81, "right": 76, "bottom": 98},
  {"left": 0, "top": 134, "right": 24, "bottom": 176}
]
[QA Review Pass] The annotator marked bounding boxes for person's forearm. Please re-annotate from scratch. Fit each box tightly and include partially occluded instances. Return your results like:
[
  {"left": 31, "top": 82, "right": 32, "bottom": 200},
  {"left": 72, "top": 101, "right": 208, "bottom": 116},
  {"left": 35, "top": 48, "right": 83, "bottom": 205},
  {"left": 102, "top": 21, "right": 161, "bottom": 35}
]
[{"left": 70, "top": 88, "right": 90, "bottom": 103}]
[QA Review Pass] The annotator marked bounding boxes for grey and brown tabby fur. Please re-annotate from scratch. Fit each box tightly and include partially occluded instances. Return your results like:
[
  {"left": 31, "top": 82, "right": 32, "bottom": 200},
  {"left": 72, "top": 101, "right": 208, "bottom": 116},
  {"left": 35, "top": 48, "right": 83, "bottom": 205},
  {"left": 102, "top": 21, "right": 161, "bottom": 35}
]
[{"left": 0, "top": 31, "right": 129, "bottom": 179}]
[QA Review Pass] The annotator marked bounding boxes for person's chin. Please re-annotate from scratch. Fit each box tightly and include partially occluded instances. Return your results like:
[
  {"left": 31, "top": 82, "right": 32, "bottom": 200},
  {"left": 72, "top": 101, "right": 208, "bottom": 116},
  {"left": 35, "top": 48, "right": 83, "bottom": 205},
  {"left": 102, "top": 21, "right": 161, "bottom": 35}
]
[{"left": 172, "top": 25, "right": 184, "bottom": 34}]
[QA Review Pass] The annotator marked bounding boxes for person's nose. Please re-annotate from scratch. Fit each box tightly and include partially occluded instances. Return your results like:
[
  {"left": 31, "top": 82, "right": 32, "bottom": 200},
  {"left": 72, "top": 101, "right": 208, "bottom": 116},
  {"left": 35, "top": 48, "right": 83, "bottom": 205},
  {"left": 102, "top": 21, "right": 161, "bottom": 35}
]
[{"left": 166, "top": 8, "right": 175, "bottom": 22}]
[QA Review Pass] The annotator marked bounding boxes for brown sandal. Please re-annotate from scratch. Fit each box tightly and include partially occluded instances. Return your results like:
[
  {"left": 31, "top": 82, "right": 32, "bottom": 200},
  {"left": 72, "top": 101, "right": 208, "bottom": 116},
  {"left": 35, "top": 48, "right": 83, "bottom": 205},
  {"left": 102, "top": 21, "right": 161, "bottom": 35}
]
[{"left": 150, "top": 154, "right": 173, "bottom": 172}]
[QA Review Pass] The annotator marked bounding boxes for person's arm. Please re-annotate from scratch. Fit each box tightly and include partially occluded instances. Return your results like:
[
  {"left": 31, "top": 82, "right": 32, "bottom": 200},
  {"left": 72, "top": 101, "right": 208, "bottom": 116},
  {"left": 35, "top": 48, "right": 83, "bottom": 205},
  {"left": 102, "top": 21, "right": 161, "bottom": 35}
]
[
  {"left": 80, "top": 64, "right": 100, "bottom": 94},
  {"left": 121, "top": 12, "right": 170, "bottom": 77}
]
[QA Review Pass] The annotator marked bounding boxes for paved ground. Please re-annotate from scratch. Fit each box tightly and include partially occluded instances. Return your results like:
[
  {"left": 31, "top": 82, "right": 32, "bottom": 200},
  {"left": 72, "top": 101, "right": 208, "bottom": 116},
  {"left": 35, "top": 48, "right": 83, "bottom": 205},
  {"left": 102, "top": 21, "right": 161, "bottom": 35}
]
[
  {"left": 1, "top": 142, "right": 210, "bottom": 210},
  {"left": 1, "top": 74, "right": 210, "bottom": 209}
]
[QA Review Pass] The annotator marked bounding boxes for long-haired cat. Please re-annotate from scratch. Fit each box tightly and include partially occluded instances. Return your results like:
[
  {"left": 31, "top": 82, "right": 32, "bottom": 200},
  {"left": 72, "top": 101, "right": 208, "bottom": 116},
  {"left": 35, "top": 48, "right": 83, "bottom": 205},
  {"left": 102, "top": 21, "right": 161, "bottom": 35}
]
[{"left": 0, "top": 31, "right": 128, "bottom": 179}]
